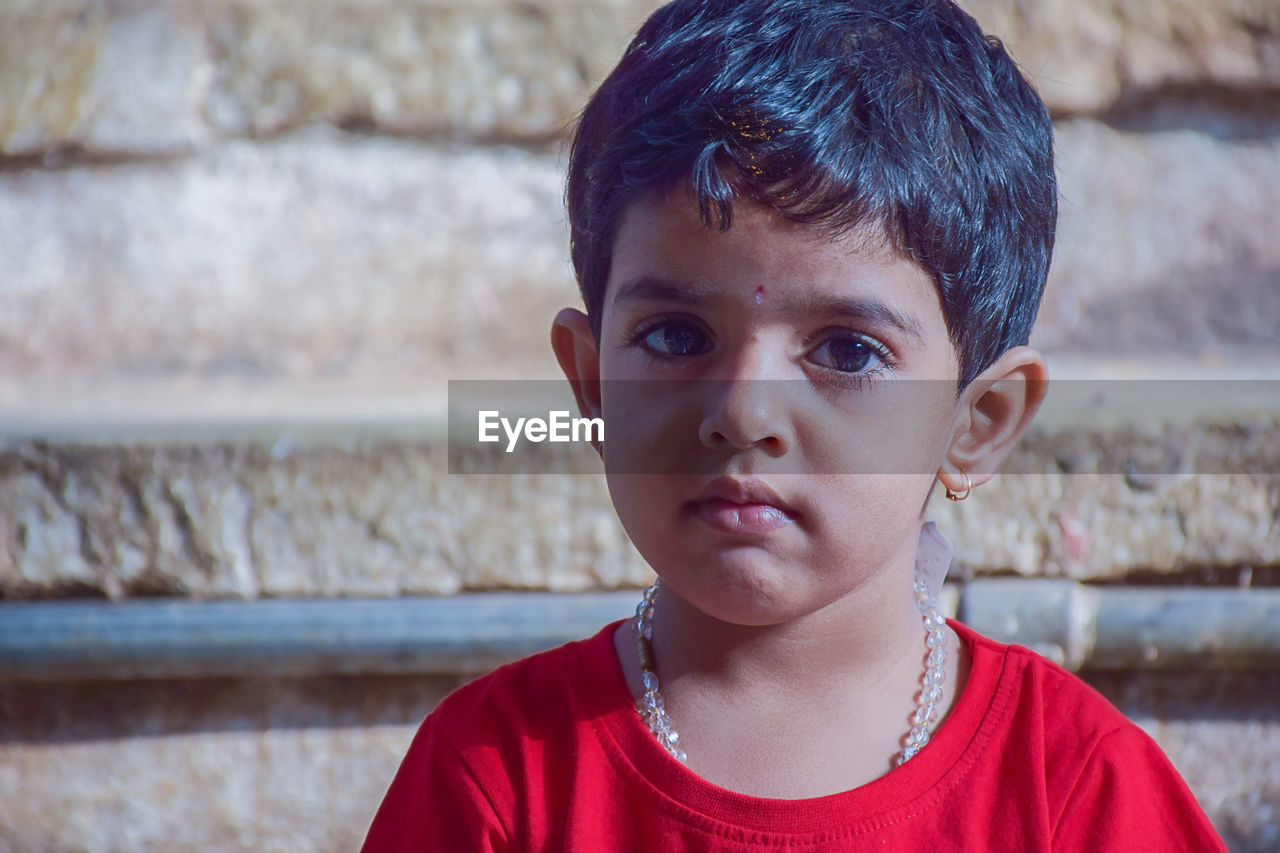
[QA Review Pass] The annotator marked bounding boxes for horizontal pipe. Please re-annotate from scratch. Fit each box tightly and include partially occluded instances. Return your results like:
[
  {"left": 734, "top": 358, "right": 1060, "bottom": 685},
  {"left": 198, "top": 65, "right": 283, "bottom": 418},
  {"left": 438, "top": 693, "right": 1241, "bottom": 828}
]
[
  {"left": 0, "top": 593, "right": 638, "bottom": 681},
  {"left": 960, "top": 580, "right": 1280, "bottom": 670},
  {"left": 1, "top": 582, "right": 1278, "bottom": 681}
]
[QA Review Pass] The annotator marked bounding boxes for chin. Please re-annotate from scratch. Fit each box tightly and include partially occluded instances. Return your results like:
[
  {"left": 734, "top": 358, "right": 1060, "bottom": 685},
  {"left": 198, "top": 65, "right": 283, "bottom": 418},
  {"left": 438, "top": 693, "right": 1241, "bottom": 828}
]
[{"left": 655, "top": 552, "right": 824, "bottom": 628}]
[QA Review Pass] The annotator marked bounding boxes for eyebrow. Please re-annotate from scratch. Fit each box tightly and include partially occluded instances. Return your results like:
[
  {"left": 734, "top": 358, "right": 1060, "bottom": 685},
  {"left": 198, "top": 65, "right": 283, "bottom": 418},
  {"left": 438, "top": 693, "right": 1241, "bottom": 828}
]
[
  {"left": 611, "top": 277, "right": 713, "bottom": 309},
  {"left": 610, "top": 277, "right": 926, "bottom": 344},
  {"left": 796, "top": 295, "right": 927, "bottom": 343}
]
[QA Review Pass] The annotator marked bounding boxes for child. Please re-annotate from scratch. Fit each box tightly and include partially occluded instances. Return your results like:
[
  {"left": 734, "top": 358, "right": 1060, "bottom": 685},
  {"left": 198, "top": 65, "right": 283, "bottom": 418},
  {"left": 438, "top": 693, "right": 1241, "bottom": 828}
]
[{"left": 364, "top": 0, "right": 1226, "bottom": 848}]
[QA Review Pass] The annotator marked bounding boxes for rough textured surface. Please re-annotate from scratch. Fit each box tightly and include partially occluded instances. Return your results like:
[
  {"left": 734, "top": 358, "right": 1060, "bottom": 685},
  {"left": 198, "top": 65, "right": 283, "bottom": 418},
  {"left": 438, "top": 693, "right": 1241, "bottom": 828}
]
[
  {"left": 964, "top": 0, "right": 1280, "bottom": 115},
  {"left": 1, "top": 419, "right": 1277, "bottom": 600},
  {"left": 0, "top": 673, "right": 462, "bottom": 852},
  {"left": 200, "top": 0, "right": 641, "bottom": 143},
  {"left": 0, "top": 2, "right": 210, "bottom": 157},
  {"left": 1, "top": 122, "right": 1278, "bottom": 384},
  {"left": 0, "top": 440, "right": 642, "bottom": 599},
  {"left": 1, "top": 668, "right": 1275, "bottom": 851},
  {"left": 938, "top": 417, "right": 1280, "bottom": 579},
  {"left": 0, "top": 129, "right": 573, "bottom": 383},
  {"left": 3, "top": 0, "right": 1278, "bottom": 156},
  {"left": 0, "top": 0, "right": 648, "bottom": 156},
  {"left": 1038, "top": 116, "right": 1280, "bottom": 355}
]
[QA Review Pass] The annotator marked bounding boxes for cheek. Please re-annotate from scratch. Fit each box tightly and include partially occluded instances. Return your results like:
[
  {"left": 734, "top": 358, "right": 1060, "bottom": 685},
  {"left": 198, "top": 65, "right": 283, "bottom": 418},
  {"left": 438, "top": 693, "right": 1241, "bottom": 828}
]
[
  {"left": 598, "top": 381, "right": 706, "bottom": 475},
  {"left": 597, "top": 384, "right": 702, "bottom": 559},
  {"left": 603, "top": 473, "right": 683, "bottom": 571},
  {"left": 805, "top": 473, "right": 939, "bottom": 579},
  {"left": 798, "top": 384, "right": 957, "bottom": 476},
  {"left": 820, "top": 474, "right": 938, "bottom": 526}
]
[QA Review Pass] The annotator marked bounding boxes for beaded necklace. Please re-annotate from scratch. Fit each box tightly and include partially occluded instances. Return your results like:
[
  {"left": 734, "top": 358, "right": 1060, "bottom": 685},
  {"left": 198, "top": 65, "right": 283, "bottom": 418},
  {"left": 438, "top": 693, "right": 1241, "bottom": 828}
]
[{"left": 632, "top": 574, "right": 948, "bottom": 767}]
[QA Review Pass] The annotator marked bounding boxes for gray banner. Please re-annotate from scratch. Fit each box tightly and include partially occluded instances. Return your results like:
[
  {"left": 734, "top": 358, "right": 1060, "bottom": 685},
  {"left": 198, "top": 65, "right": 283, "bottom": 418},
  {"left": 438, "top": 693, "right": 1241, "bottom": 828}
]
[{"left": 447, "top": 379, "right": 1280, "bottom": 475}]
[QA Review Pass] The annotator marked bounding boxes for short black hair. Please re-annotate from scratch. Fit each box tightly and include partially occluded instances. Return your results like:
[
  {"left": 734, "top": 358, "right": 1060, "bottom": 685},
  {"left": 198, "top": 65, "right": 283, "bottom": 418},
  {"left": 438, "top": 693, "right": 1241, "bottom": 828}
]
[{"left": 567, "top": 0, "right": 1057, "bottom": 387}]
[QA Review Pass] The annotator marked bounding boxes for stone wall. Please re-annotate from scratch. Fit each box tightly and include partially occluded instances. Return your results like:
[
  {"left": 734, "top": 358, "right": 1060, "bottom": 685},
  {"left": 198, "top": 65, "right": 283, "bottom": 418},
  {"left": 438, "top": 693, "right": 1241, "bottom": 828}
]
[
  {"left": 5, "top": 0, "right": 1279, "bottom": 155},
  {"left": 3, "top": 427, "right": 1279, "bottom": 601},
  {"left": 1, "top": 0, "right": 1278, "bottom": 386},
  {"left": 1, "top": 0, "right": 1278, "bottom": 850}
]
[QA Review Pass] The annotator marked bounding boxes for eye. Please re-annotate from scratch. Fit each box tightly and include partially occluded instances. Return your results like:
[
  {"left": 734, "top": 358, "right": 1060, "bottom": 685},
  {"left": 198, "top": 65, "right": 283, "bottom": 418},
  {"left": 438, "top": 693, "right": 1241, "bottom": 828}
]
[
  {"left": 806, "top": 333, "right": 890, "bottom": 374},
  {"left": 637, "top": 320, "right": 711, "bottom": 357}
]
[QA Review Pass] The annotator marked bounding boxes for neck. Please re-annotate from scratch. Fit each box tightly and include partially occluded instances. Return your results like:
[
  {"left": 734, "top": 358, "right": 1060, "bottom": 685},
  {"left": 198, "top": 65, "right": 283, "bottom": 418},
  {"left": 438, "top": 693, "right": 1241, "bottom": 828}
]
[
  {"left": 617, "top": 521, "right": 964, "bottom": 796},
  {"left": 650, "top": 532, "right": 926, "bottom": 701},
  {"left": 614, "top": 520, "right": 970, "bottom": 796}
]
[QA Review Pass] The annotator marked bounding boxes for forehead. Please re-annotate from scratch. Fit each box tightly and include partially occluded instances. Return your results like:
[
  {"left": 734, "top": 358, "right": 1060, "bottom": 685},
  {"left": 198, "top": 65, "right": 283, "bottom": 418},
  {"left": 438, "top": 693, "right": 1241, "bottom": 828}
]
[{"left": 605, "top": 188, "right": 949, "bottom": 341}]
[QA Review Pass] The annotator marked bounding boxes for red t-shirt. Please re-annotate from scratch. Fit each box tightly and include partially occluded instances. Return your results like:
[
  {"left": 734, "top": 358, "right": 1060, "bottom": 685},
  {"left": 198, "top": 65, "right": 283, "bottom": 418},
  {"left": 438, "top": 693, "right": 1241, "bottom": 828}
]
[{"left": 363, "top": 620, "right": 1224, "bottom": 851}]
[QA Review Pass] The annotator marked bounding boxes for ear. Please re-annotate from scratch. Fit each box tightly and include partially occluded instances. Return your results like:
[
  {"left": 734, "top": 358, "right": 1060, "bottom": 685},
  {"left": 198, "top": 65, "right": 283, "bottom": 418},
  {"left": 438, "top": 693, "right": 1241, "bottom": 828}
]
[
  {"left": 939, "top": 346, "right": 1048, "bottom": 493},
  {"left": 550, "top": 308, "right": 603, "bottom": 422}
]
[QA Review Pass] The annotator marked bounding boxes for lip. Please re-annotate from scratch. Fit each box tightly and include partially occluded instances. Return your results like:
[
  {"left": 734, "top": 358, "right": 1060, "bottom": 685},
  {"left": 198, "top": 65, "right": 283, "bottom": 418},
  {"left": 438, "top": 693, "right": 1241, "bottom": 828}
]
[{"left": 685, "top": 477, "right": 799, "bottom": 536}]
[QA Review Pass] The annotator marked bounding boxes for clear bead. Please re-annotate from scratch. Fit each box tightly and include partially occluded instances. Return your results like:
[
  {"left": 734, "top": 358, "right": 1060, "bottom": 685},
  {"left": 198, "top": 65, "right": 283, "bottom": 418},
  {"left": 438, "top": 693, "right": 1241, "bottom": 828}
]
[
  {"left": 642, "top": 672, "right": 659, "bottom": 692},
  {"left": 923, "top": 684, "right": 944, "bottom": 704},
  {"left": 908, "top": 725, "right": 929, "bottom": 747},
  {"left": 925, "top": 666, "right": 946, "bottom": 686},
  {"left": 926, "top": 628, "right": 947, "bottom": 649},
  {"left": 900, "top": 745, "right": 919, "bottom": 762},
  {"left": 672, "top": 748, "right": 688, "bottom": 763},
  {"left": 913, "top": 702, "right": 938, "bottom": 726},
  {"left": 924, "top": 612, "right": 945, "bottom": 632},
  {"left": 928, "top": 647, "right": 946, "bottom": 668}
]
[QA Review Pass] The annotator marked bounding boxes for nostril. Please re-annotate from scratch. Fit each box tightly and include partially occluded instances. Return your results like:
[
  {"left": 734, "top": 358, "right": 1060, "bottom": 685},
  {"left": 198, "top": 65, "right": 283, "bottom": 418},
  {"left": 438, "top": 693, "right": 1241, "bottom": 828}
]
[{"left": 759, "top": 435, "right": 785, "bottom": 455}]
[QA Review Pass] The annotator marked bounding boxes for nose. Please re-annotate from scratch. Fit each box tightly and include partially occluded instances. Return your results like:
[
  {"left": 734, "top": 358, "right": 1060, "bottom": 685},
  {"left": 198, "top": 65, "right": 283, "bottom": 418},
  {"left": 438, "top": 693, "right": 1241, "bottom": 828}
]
[{"left": 696, "top": 349, "right": 794, "bottom": 455}]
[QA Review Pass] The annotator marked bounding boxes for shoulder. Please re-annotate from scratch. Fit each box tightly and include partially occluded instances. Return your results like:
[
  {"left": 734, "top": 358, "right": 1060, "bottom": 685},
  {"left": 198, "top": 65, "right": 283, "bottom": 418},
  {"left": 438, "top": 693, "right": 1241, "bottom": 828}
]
[
  {"left": 1047, "top": 723, "right": 1227, "bottom": 851},
  {"left": 954, "top": 619, "right": 1131, "bottom": 744},
  {"left": 953, "top": 620, "right": 1132, "bottom": 810},
  {"left": 952, "top": 621, "right": 1225, "bottom": 851},
  {"left": 362, "top": 622, "right": 626, "bottom": 851},
  {"left": 428, "top": 619, "right": 622, "bottom": 747}
]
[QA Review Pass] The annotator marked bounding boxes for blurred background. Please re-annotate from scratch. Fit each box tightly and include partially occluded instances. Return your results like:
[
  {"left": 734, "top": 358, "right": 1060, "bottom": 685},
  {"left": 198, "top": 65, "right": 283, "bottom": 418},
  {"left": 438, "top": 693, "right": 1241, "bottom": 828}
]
[{"left": 0, "top": 0, "right": 1278, "bottom": 849}]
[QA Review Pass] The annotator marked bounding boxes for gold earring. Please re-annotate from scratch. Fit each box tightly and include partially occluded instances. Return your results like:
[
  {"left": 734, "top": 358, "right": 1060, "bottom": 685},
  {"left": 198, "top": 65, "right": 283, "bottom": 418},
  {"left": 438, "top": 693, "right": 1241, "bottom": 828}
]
[{"left": 945, "top": 470, "right": 972, "bottom": 502}]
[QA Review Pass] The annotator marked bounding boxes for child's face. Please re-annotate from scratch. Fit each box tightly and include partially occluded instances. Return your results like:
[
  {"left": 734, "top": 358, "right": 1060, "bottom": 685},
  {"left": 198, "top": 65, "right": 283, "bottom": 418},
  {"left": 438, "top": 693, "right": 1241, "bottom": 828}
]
[{"left": 586, "top": 188, "right": 964, "bottom": 626}]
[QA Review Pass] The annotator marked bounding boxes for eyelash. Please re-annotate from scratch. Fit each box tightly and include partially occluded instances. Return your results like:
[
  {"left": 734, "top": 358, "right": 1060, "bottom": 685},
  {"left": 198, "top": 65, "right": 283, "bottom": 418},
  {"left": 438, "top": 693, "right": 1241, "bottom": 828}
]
[
  {"left": 625, "top": 318, "right": 896, "bottom": 388},
  {"left": 624, "top": 316, "right": 711, "bottom": 359},
  {"left": 804, "top": 330, "right": 896, "bottom": 390}
]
